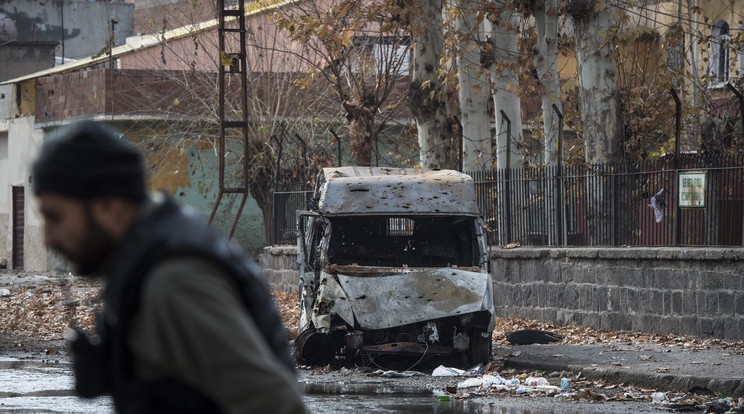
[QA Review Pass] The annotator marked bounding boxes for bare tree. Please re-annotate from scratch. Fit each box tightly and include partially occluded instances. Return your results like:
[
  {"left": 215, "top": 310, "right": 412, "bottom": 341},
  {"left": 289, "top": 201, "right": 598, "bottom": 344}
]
[
  {"left": 567, "top": 0, "right": 623, "bottom": 164},
  {"left": 403, "top": 0, "right": 459, "bottom": 170},
  {"left": 115, "top": 0, "right": 336, "bottom": 246},
  {"left": 448, "top": 0, "right": 492, "bottom": 170},
  {"left": 273, "top": 0, "right": 413, "bottom": 167}
]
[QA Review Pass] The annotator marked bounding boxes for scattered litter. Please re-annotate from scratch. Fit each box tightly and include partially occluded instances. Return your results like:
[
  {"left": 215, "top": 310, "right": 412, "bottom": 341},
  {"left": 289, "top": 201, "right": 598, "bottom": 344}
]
[
  {"left": 457, "top": 377, "right": 486, "bottom": 390},
  {"left": 0, "top": 288, "right": 10, "bottom": 297},
  {"left": 432, "top": 389, "right": 449, "bottom": 401},
  {"left": 25, "top": 291, "right": 34, "bottom": 297},
  {"left": 525, "top": 377, "right": 549, "bottom": 386},
  {"left": 651, "top": 391, "right": 668, "bottom": 403},
  {"left": 379, "top": 370, "right": 425, "bottom": 378},
  {"left": 560, "top": 378, "right": 570, "bottom": 392},
  {"left": 432, "top": 365, "right": 465, "bottom": 377},
  {"left": 463, "top": 363, "right": 485, "bottom": 377}
]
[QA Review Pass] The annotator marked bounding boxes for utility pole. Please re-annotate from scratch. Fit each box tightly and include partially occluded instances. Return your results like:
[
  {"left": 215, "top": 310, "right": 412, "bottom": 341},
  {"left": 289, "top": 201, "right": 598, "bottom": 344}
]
[{"left": 209, "top": 0, "right": 251, "bottom": 239}]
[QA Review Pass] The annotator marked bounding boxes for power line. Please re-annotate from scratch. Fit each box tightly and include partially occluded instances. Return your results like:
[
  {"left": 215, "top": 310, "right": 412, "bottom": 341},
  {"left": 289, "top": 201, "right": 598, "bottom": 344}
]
[{"left": 609, "top": 0, "right": 744, "bottom": 33}]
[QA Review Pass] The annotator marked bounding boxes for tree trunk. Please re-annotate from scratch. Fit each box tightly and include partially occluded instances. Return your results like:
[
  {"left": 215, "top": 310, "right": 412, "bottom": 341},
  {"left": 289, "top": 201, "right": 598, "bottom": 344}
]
[
  {"left": 532, "top": 0, "right": 562, "bottom": 163},
  {"left": 408, "top": 0, "right": 458, "bottom": 170},
  {"left": 569, "top": 0, "right": 624, "bottom": 163},
  {"left": 454, "top": 0, "right": 492, "bottom": 171},
  {"left": 532, "top": 0, "right": 562, "bottom": 245},
  {"left": 489, "top": 9, "right": 523, "bottom": 170},
  {"left": 489, "top": 6, "right": 524, "bottom": 245},
  {"left": 569, "top": 0, "right": 624, "bottom": 245}
]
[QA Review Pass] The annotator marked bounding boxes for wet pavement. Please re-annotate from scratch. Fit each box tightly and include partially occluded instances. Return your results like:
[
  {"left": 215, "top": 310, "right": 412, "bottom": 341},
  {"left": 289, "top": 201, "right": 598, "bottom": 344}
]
[
  {"left": 0, "top": 356, "right": 677, "bottom": 413},
  {"left": 0, "top": 358, "right": 111, "bottom": 413}
]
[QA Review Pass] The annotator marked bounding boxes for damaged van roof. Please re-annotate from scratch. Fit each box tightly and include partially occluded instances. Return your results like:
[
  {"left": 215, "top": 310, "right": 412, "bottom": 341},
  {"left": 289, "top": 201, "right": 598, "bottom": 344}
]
[{"left": 316, "top": 167, "right": 481, "bottom": 216}]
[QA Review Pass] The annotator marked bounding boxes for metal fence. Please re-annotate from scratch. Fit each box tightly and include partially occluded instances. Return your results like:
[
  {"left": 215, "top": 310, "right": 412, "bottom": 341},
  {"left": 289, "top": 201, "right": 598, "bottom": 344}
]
[
  {"left": 471, "top": 153, "right": 744, "bottom": 247},
  {"left": 272, "top": 182, "right": 313, "bottom": 245},
  {"left": 271, "top": 153, "right": 744, "bottom": 247}
]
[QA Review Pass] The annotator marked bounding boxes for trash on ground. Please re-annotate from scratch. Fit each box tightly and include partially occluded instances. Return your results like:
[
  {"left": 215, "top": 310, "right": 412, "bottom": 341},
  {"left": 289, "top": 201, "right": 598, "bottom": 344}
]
[
  {"left": 432, "top": 389, "right": 450, "bottom": 401},
  {"left": 651, "top": 391, "right": 668, "bottom": 403},
  {"left": 432, "top": 365, "right": 465, "bottom": 377},
  {"left": 377, "top": 370, "right": 425, "bottom": 378}
]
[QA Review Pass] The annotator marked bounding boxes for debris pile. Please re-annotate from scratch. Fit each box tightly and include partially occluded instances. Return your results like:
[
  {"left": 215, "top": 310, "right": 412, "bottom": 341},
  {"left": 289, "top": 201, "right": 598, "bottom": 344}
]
[{"left": 431, "top": 367, "right": 744, "bottom": 412}]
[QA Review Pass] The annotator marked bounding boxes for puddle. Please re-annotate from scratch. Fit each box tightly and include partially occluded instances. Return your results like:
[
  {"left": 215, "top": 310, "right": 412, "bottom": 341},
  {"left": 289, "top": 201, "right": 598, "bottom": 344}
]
[
  {"left": 0, "top": 358, "right": 654, "bottom": 413},
  {"left": 302, "top": 381, "right": 584, "bottom": 414},
  {"left": 0, "top": 358, "right": 112, "bottom": 413}
]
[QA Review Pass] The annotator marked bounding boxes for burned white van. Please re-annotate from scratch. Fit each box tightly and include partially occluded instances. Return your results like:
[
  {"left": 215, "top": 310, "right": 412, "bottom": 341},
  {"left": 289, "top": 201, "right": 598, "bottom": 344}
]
[{"left": 296, "top": 167, "right": 494, "bottom": 366}]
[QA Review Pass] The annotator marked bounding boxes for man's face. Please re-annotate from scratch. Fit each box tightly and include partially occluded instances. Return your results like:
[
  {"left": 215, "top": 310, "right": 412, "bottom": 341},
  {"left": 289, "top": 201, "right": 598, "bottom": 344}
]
[{"left": 37, "top": 193, "right": 116, "bottom": 276}]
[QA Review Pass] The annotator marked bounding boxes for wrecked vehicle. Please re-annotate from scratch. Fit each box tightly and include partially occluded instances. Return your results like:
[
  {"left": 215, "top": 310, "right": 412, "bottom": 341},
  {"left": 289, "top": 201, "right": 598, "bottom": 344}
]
[{"left": 296, "top": 167, "right": 494, "bottom": 367}]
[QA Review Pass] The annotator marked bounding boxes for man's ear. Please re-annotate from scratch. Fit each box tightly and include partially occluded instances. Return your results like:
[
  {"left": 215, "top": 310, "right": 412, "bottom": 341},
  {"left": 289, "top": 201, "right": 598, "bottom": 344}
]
[{"left": 89, "top": 198, "right": 136, "bottom": 239}]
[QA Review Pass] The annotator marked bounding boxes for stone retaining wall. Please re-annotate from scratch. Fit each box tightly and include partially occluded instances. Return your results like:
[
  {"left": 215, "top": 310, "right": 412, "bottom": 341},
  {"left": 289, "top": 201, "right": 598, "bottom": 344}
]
[
  {"left": 259, "top": 246, "right": 744, "bottom": 340},
  {"left": 258, "top": 245, "right": 299, "bottom": 293},
  {"left": 492, "top": 247, "right": 744, "bottom": 340}
]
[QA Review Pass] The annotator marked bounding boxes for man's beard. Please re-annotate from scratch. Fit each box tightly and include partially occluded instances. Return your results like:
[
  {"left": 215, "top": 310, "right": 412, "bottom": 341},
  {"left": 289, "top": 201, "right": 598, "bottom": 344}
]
[{"left": 55, "top": 204, "right": 116, "bottom": 276}]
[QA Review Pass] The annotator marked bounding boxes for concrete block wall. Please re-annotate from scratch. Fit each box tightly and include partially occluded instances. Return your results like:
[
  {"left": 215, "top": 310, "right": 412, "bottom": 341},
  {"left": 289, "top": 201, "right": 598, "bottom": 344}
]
[
  {"left": 258, "top": 245, "right": 300, "bottom": 293},
  {"left": 259, "top": 245, "right": 744, "bottom": 340},
  {"left": 36, "top": 70, "right": 107, "bottom": 121},
  {"left": 492, "top": 247, "right": 744, "bottom": 340},
  {"left": 35, "top": 69, "right": 214, "bottom": 123}
]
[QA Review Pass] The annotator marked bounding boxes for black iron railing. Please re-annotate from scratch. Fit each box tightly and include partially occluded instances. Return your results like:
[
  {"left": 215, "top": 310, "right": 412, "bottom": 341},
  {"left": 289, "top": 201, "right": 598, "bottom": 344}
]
[
  {"left": 271, "top": 182, "right": 312, "bottom": 245},
  {"left": 471, "top": 153, "right": 744, "bottom": 247},
  {"left": 271, "top": 153, "right": 744, "bottom": 247}
]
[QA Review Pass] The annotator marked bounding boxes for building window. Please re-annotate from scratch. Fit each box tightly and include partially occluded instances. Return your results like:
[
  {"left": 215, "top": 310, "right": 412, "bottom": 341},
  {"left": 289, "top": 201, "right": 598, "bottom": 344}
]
[{"left": 710, "top": 20, "right": 730, "bottom": 86}]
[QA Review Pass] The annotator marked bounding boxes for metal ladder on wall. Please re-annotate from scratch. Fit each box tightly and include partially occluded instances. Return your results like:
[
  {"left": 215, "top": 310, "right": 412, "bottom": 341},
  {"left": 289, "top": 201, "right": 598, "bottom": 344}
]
[{"left": 209, "top": 0, "right": 250, "bottom": 238}]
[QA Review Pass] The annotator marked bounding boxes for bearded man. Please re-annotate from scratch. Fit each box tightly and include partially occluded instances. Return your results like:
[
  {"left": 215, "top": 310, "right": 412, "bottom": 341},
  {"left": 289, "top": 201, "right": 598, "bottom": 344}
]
[{"left": 32, "top": 121, "right": 306, "bottom": 414}]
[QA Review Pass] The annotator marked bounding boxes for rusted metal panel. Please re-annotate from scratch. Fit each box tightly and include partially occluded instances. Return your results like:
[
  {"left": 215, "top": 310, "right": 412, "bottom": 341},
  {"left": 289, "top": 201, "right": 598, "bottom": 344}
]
[
  {"left": 318, "top": 167, "right": 481, "bottom": 216},
  {"left": 12, "top": 186, "right": 24, "bottom": 270},
  {"left": 335, "top": 268, "right": 493, "bottom": 330}
]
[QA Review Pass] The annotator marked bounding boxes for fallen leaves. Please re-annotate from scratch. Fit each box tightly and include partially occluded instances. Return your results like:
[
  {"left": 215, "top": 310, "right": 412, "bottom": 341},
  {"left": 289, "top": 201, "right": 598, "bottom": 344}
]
[
  {"left": 0, "top": 277, "right": 102, "bottom": 342},
  {"left": 272, "top": 290, "right": 300, "bottom": 339},
  {"left": 491, "top": 316, "right": 744, "bottom": 352}
]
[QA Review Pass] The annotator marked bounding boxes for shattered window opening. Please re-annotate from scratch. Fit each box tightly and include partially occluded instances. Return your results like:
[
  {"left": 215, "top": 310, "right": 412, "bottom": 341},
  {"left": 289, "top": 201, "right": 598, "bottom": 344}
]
[{"left": 327, "top": 215, "right": 479, "bottom": 268}]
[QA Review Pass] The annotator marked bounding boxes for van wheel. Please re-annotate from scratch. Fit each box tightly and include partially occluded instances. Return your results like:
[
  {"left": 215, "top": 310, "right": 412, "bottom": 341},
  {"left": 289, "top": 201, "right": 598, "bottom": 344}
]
[
  {"left": 296, "top": 328, "right": 338, "bottom": 366},
  {"left": 467, "top": 329, "right": 492, "bottom": 366}
]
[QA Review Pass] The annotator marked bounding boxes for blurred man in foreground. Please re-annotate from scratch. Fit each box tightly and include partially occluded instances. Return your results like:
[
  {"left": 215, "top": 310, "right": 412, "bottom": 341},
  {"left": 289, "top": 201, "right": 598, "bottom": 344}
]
[{"left": 32, "top": 121, "right": 306, "bottom": 413}]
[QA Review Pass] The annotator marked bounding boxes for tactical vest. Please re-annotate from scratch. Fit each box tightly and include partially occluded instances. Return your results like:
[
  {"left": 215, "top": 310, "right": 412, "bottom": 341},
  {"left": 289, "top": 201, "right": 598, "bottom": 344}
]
[{"left": 72, "top": 197, "right": 295, "bottom": 413}]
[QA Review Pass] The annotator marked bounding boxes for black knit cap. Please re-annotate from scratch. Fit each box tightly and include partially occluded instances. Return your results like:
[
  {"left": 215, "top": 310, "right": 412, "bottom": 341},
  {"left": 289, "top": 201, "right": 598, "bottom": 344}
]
[{"left": 32, "top": 121, "right": 147, "bottom": 201}]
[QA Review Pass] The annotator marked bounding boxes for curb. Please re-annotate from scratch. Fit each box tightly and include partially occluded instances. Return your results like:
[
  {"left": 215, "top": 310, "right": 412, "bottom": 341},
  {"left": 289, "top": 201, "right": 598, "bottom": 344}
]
[{"left": 504, "top": 357, "right": 744, "bottom": 398}]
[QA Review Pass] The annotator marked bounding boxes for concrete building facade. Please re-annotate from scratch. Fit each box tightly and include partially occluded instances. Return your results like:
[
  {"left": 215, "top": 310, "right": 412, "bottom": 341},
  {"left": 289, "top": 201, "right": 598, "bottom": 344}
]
[{"left": 0, "top": 0, "right": 134, "bottom": 61}]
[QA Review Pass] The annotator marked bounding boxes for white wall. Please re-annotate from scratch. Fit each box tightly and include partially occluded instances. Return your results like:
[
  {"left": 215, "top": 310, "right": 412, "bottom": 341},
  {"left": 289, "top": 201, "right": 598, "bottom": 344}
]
[
  {"left": 0, "top": 131, "right": 8, "bottom": 266},
  {"left": 6, "top": 116, "right": 46, "bottom": 271}
]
